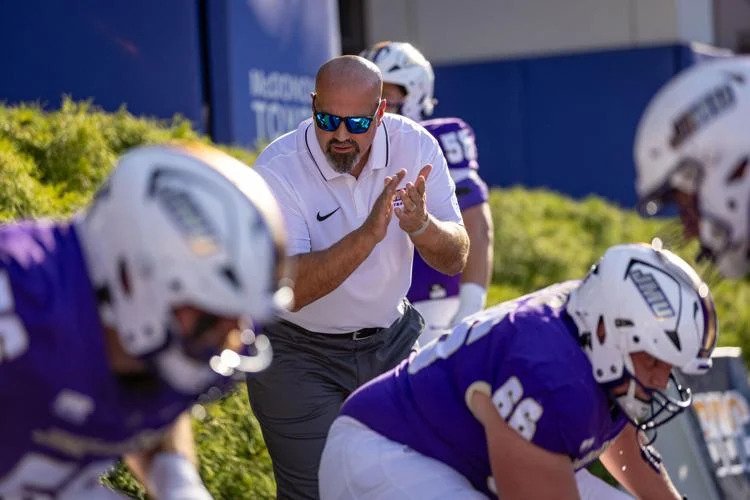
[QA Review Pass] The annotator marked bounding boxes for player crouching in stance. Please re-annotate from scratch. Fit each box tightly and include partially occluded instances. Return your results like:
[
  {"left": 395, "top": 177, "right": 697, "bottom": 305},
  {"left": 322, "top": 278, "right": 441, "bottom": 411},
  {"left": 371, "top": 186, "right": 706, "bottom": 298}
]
[
  {"left": 0, "top": 144, "right": 290, "bottom": 499},
  {"left": 319, "top": 243, "right": 717, "bottom": 499}
]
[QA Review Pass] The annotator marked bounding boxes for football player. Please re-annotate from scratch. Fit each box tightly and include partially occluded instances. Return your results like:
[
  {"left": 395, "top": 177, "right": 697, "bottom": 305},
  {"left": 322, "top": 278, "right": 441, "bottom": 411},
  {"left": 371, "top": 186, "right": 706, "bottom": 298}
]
[
  {"left": 319, "top": 243, "right": 717, "bottom": 499},
  {"left": 635, "top": 56, "right": 750, "bottom": 279},
  {"left": 361, "top": 41, "right": 493, "bottom": 343},
  {"left": 0, "top": 144, "right": 291, "bottom": 499}
]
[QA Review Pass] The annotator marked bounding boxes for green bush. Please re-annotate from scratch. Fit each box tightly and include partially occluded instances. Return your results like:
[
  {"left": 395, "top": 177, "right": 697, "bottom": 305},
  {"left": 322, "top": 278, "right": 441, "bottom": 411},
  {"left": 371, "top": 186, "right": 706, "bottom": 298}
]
[
  {"left": 0, "top": 98, "right": 201, "bottom": 219},
  {"left": 2, "top": 100, "right": 749, "bottom": 499},
  {"left": 486, "top": 187, "right": 750, "bottom": 360}
]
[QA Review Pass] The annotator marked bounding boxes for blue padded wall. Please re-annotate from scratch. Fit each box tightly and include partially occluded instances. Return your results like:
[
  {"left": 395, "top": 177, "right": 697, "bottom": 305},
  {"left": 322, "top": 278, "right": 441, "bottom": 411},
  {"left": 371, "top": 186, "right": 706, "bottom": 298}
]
[
  {"left": 434, "top": 44, "right": 712, "bottom": 206},
  {"left": 0, "top": 0, "right": 205, "bottom": 129}
]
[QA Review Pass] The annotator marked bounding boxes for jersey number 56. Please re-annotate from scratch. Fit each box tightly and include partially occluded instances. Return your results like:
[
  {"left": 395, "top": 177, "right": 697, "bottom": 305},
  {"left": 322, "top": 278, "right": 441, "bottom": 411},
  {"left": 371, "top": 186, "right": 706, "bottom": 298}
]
[{"left": 438, "top": 129, "right": 477, "bottom": 165}]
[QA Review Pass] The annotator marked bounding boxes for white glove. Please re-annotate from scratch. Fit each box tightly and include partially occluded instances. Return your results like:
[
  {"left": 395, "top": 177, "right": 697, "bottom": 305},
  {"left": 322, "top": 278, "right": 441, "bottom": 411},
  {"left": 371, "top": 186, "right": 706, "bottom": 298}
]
[
  {"left": 147, "top": 453, "right": 213, "bottom": 500},
  {"left": 449, "top": 283, "right": 487, "bottom": 327}
]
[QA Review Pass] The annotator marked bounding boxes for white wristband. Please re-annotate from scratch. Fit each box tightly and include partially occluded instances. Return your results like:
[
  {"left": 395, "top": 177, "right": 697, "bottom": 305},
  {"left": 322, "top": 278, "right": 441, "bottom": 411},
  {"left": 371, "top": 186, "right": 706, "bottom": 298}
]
[
  {"left": 147, "top": 452, "right": 212, "bottom": 500},
  {"left": 408, "top": 214, "right": 431, "bottom": 237},
  {"left": 450, "top": 283, "right": 488, "bottom": 326}
]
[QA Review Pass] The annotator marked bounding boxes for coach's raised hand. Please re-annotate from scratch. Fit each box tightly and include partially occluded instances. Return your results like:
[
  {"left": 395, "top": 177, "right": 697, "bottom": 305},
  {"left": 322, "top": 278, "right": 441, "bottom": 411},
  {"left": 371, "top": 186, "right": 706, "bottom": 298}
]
[
  {"left": 361, "top": 168, "right": 406, "bottom": 243},
  {"left": 395, "top": 164, "right": 432, "bottom": 235}
]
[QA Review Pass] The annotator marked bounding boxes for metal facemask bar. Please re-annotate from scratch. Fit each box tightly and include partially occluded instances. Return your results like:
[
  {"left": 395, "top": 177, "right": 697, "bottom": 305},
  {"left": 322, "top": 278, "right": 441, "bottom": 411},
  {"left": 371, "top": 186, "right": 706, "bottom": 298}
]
[{"left": 615, "top": 372, "right": 692, "bottom": 451}]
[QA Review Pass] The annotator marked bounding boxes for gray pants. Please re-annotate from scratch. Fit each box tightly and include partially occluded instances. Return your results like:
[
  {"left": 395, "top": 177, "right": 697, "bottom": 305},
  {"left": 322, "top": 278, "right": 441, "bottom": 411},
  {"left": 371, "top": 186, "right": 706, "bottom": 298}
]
[{"left": 246, "top": 303, "right": 424, "bottom": 500}]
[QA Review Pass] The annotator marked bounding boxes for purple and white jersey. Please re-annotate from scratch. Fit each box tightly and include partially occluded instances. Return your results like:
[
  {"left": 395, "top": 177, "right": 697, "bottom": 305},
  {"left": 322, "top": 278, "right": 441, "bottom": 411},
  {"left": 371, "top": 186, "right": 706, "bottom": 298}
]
[
  {"left": 342, "top": 282, "right": 628, "bottom": 497},
  {"left": 408, "top": 117, "right": 490, "bottom": 303},
  {"left": 0, "top": 221, "right": 196, "bottom": 497}
]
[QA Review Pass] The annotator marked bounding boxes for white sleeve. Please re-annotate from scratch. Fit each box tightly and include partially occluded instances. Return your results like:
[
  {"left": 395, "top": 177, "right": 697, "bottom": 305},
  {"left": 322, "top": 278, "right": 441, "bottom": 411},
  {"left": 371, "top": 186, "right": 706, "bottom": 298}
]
[{"left": 254, "top": 165, "right": 311, "bottom": 256}]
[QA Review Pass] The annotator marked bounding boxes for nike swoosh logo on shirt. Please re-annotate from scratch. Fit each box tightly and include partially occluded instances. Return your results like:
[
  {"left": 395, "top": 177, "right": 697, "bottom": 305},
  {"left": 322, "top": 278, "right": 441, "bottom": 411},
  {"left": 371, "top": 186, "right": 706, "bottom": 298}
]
[{"left": 316, "top": 207, "right": 341, "bottom": 221}]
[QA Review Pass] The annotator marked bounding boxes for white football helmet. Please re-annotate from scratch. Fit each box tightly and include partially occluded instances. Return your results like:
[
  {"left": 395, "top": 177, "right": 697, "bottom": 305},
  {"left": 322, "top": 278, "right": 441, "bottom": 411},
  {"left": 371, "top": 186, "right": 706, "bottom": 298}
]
[
  {"left": 566, "top": 243, "right": 717, "bottom": 431},
  {"left": 360, "top": 41, "right": 436, "bottom": 121},
  {"left": 635, "top": 57, "right": 750, "bottom": 278},
  {"left": 76, "top": 144, "right": 292, "bottom": 396}
]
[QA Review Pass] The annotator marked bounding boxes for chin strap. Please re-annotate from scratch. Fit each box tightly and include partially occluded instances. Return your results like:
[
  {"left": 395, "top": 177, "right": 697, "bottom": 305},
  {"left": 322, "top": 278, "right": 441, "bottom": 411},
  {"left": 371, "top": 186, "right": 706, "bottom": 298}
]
[
  {"left": 639, "top": 439, "right": 664, "bottom": 473},
  {"left": 615, "top": 379, "right": 652, "bottom": 424}
]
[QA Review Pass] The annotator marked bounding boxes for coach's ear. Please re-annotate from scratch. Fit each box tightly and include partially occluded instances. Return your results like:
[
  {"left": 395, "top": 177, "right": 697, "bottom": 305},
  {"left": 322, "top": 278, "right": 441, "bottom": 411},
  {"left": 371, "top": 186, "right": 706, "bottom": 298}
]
[{"left": 375, "top": 98, "right": 387, "bottom": 126}]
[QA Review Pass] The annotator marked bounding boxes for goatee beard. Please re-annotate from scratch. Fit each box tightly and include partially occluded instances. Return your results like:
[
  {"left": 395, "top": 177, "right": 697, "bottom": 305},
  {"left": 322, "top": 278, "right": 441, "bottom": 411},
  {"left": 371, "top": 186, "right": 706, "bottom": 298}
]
[{"left": 326, "top": 140, "right": 360, "bottom": 174}]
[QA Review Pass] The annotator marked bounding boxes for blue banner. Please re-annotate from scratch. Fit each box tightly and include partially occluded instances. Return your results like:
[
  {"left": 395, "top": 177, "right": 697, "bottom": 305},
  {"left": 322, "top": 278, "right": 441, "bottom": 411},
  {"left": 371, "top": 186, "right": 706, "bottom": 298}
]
[{"left": 206, "top": 0, "right": 340, "bottom": 148}]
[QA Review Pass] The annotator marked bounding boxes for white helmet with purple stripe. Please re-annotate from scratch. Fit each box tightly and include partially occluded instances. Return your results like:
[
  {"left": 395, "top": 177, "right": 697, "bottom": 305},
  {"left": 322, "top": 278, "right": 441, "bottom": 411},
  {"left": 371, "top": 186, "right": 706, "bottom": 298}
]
[
  {"left": 360, "top": 41, "right": 436, "bottom": 122},
  {"left": 77, "top": 143, "right": 292, "bottom": 396},
  {"left": 566, "top": 243, "right": 717, "bottom": 431}
]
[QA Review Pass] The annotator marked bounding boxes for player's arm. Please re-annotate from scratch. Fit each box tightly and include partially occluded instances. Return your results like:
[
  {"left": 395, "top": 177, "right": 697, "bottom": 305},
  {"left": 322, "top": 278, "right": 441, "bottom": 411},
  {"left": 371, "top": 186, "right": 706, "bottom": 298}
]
[
  {"left": 449, "top": 201, "right": 493, "bottom": 325},
  {"left": 460, "top": 202, "right": 493, "bottom": 289},
  {"left": 599, "top": 424, "right": 682, "bottom": 500},
  {"left": 123, "top": 412, "right": 211, "bottom": 500},
  {"left": 469, "top": 389, "right": 580, "bottom": 499}
]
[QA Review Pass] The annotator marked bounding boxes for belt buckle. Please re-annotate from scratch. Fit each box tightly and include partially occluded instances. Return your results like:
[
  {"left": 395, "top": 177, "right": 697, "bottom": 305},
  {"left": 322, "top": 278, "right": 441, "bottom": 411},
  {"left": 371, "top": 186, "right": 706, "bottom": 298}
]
[{"left": 352, "top": 329, "right": 368, "bottom": 341}]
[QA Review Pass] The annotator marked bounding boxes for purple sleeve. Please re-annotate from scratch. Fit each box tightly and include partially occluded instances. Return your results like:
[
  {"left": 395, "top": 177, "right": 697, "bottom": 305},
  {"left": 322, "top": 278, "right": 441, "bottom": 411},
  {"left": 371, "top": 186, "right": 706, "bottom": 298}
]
[
  {"left": 421, "top": 117, "right": 488, "bottom": 211},
  {"left": 488, "top": 356, "right": 572, "bottom": 457},
  {"left": 455, "top": 173, "right": 489, "bottom": 211},
  {"left": 487, "top": 314, "right": 596, "bottom": 459},
  {"left": 421, "top": 117, "right": 479, "bottom": 171}
]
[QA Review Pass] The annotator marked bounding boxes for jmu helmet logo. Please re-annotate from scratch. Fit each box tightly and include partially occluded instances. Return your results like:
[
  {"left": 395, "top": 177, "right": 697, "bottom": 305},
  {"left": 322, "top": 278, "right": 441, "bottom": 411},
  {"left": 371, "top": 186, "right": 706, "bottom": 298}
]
[
  {"left": 670, "top": 82, "right": 736, "bottom": 148},
  {"left": 628, "top": 266, "right": 676, "bottom": 318},
  {"left": 150, "top": 168, "right": 221, "bottom": 256}
]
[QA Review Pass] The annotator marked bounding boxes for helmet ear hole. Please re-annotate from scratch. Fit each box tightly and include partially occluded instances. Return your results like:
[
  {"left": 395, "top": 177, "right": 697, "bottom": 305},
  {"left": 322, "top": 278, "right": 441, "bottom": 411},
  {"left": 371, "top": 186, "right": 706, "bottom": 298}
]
[
  {"left": 118, "top": 258, "right": 132, "bottom": 297},
  {"left": 727, "top": 156, "right": 748, "bottom": 183},
  {"left": 219, "top": 265, "right": 241, "bottom": 290},
  {"left": 596, "top": 316, "right": 606, "bottom": 345}
]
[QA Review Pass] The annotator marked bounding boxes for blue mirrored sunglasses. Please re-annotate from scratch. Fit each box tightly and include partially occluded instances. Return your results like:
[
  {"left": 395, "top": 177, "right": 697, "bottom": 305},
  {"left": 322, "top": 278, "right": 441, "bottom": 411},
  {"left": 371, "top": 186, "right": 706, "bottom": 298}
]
[{"left": 312, "top": 98, "right": 380, "bottom": 134}]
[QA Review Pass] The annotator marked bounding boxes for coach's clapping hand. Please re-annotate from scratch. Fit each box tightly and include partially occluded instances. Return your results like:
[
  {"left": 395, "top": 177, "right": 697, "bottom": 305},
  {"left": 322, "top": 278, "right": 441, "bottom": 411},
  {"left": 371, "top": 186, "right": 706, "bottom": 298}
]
[
  {"left": 395, "top": 164, "right": 432, "bottom": 235},
  {"left": 360, "top": 168, "right": 406, "bottom": 244}
]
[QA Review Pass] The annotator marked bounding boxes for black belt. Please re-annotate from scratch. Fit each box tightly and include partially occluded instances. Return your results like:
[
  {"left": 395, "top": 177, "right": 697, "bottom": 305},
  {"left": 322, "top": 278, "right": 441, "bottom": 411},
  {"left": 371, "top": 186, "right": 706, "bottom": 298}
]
[
  {"left": 333, "top": 327, "right": 383, "bottom": 341},
  {"left": 279, "top": 320, "right": 384, "bottom": 341}
]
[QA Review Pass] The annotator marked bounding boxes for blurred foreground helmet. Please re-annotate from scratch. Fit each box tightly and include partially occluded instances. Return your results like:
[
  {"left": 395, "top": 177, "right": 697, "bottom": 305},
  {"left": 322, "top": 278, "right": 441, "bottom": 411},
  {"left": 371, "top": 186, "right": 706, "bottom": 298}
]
[
  {"left": 77, "top": 143, "right": 292, "bottom": 396},
  {"left": 361, "top": 41, "right": 436, "bottom": 121},
  {"left": 635, "top": 57, "right": 750, "bottom": 277},
  {"left": 567, "top": 243, "right": 717, "bottom": 431}
]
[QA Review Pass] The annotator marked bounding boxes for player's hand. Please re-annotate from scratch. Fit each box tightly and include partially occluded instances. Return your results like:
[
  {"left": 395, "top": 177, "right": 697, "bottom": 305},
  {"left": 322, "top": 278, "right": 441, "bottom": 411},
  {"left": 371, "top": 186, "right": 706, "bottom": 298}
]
[
  {"left": 395, "top": 164, "right": 432, "bottom": 234},
  {"left": 449, "top": 283, "right": 487, "bottom": 327},
  {"left": 361, "top": 169, "right": 406, "bottom": 244}
]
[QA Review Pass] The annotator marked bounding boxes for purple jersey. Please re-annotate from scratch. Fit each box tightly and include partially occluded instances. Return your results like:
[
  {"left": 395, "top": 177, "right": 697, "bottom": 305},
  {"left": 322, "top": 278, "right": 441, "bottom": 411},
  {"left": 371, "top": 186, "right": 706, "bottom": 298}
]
[
  {"left": 342, "top": 282, "right": 628, "bottom": 497},
  {"left": 408, "top": 118, "right": 489, "bottom": 303},
  {"left": 0, "top": 220, "right": 196, "bottom": 496}
]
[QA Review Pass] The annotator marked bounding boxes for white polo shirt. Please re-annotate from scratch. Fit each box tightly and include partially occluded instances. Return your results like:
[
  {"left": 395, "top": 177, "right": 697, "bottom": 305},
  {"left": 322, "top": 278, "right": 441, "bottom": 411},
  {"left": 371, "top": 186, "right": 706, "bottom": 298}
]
[{"left": 255, "top": 114, "right": 463, "bottom": 333}]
